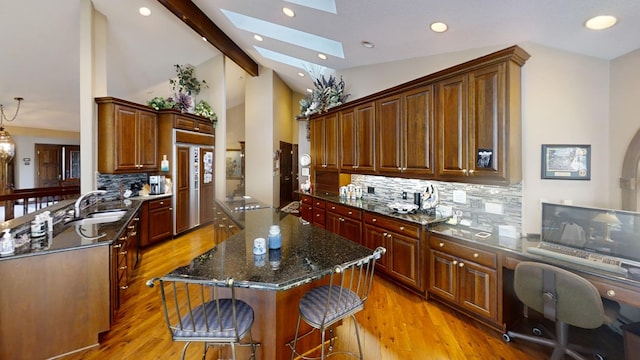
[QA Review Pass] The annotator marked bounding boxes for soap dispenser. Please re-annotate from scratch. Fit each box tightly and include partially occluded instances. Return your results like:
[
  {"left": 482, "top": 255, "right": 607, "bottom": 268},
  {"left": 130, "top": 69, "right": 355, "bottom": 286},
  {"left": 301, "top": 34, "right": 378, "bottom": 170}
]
[{"left": 0, "top": 229, "right": 14, "bottom": 255}]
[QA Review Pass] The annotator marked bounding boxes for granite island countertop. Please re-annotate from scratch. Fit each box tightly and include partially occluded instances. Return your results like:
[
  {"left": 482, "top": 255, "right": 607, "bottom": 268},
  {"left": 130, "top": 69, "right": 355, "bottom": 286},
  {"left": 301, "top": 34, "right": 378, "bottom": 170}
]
[{"left": 164, "top": 208, "right": 374, "bottom": 291}]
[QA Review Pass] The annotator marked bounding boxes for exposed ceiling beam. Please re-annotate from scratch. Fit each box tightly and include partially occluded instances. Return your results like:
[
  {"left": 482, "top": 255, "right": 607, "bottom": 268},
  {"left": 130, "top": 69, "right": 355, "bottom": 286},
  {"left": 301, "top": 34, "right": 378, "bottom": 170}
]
[{"left": 157, "top": 0, "right": 259, "bottom": 76}]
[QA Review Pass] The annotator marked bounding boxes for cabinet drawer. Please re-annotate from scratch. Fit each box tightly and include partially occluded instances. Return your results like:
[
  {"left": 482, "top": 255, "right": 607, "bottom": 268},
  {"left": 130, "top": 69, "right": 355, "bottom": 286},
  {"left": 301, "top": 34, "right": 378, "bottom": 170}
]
[
  {"left": 313, "top": 199, "right": 326, "bottom": 209},
  {"left": 327, "top": 203, "right": 362, "bottom": 220},
  {"left": 313, "top": 209, "right": 326, "bottom": 225},
  {"left": 429, "top": 236, "right": 497, "bottom": 268},
  {"left": 148, "top": 198, "right": 171, "bottom": 210},
  {"left": 364, "top": 212, "right": 420, "bottom": 238},
  {"left": 301, "top": 195, "right": 313, "bottom": 205}
]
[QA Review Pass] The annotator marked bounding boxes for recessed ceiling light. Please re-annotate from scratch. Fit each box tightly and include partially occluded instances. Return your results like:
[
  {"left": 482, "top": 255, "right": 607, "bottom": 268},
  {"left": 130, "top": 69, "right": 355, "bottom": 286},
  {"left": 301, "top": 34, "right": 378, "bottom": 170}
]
[
  {"left": 298, "top": 72, "right": 305, "bottom": 77},
  {"left": 585, "top": 15, "right": 617, "bottom": 30},
  {"left": 254, "top": 34, "right": 263, "bottom": 42},
  {"left": 283, "top": 7, "right": 295, "bottom": 17},
  {"left": 318, "top": 53, "right": 327, "bottom": 60},
  {"left": 361, "top": 41, "right": 374, "bottom": 48},
  {"left": 139, "top": 7, "right": 151, "bottom": 16},
  {"left": 430, "top": 22, "right": 448, "bottom": 33}
]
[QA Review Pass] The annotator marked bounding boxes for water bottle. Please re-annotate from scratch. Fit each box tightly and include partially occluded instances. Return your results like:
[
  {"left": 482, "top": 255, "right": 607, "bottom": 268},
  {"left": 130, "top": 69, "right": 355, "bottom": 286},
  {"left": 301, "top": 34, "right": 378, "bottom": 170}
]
[{"left": 268, "top": 225, "right": 282, "bottom": 249}]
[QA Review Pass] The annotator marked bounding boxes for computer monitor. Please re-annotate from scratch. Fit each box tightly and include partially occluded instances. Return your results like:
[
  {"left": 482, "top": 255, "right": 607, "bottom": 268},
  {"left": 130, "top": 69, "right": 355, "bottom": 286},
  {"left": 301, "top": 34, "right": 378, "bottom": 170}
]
[{"left": 541, "top": 202, "right": 640, "bottom": 263}]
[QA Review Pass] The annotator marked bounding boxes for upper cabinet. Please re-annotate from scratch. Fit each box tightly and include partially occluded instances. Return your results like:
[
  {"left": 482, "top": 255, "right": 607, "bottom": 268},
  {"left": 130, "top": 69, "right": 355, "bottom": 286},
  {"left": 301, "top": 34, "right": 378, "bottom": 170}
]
[
  {"left": 311, "top": 113, "right": 339, "bottom": 171},
  {"left": 377, "top": 85, "right": 435, "bottom": 177},
  {"left": 308, "top": 45, "right": 529, "bottom": 186},
  {"left": 96, "top": 97, "right": 158, "bottom": 174},
  {"left": 436, "top": 60, "right": 523, "bottom": 184},
  {"left": 339, "top": 102, "right": 376, "bottom": 173}
]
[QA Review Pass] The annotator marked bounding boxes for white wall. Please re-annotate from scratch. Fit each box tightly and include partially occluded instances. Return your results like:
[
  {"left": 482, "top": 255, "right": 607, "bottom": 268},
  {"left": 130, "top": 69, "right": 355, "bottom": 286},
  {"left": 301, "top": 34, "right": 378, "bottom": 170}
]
[{"left": 610, "top": 48, "right": 640, "bottom": 209}]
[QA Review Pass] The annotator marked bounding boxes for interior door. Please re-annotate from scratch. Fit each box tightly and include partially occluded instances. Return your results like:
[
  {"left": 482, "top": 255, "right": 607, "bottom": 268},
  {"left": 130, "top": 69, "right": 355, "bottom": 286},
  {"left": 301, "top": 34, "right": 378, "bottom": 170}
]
[
  {"left": 279, "top": 141, "right": 294, "bottom": 207},
  {"left": 35, "top": 144, "right": 62, "bottom": 187}
]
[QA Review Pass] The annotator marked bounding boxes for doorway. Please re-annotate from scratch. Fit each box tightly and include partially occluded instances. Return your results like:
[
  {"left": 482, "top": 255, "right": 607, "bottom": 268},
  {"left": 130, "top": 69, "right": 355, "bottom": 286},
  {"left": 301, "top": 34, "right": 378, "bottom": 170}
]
[
  {"left": 279, "top": 141, "right": 297, "bottom": 207},
  {"left": 35, "top": 144, "right": 80, "bottom": 187}
]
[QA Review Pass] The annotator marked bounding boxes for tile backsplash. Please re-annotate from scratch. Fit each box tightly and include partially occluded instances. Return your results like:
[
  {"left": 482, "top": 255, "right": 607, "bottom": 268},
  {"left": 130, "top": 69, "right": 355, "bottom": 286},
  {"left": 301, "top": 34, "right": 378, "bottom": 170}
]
[
  {"left": 97, "top": 173, "right": 148, "bottom": 201},
  {"left": 350, "top": 174, "right": 522, "bottom": 235}
]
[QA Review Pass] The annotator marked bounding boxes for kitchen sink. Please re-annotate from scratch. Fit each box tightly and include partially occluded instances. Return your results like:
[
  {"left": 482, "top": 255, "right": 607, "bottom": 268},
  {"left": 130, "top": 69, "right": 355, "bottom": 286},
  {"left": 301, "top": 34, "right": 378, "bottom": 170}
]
[
  {"left": 86, "top": 209, "right": 128, "bottom": 219},
  {"left": 64, "top": 210, "right": 127, "bottom": 227}
]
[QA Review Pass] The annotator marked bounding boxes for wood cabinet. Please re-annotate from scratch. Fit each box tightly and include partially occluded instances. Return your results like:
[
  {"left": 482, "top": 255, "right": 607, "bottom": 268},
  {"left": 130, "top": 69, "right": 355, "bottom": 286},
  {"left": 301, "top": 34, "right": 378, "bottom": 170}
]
[
  {"left": 326, "top": 203, "right": 363, "bottom": 244},
  {"left": 139, "top": 197, "right": 173, "bottom": 247},
  {"left": 214, "top": 207, "right": 240, "bottom": 243},
  {"left": 363, "top": 212, "right": 424, "bottom": 293},
  {"left": 311, "top": 198, "right": 326, "bottom": 228},
  {"left": 172, "top": 113, "right": 215, "bottom": 134},
  {"left": 175, "top": 146, "right": 191, "bottom": 234},
  {"left": 435, "top": 60, "right": 523, "bottom": 184},
  {"left": 428, "top": 234, "right": 498, "bottom": 324},
  {"left": 377, "top": 85, "right": 435, "bottom": 176},
  {"left": 110, "top": 213, "right": 139, "bottom": 323},
  {"left": 300, "top": 195, "right": 313, "bottom": 222},
  {"left": 339, "top": 102, "right": 376, "bottom": 173},
  {"left": 311, "top": 113, "right": 339, "bottom": 170},
  {"left": 96, "top": 97, "right": 158, "bottom": 173}
]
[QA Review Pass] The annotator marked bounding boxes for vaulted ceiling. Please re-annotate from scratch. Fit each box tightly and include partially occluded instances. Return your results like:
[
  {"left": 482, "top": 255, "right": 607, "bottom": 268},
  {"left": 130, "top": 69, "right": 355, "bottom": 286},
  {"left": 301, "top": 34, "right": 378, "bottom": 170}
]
[{"left": 2, "top": 0, "right": 640, "bottom": 132}]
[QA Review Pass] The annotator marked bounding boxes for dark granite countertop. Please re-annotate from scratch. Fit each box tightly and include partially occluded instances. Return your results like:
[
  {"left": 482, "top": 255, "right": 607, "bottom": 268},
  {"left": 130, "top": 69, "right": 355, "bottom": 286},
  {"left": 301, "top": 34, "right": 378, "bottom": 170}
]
[
  {"left": 164, "top": 208, "right": 374, "bottom": 291},
  {"left": 298, "top": 192, "right": 449, "bottom": 226},
  {"left": 0, "top": 198, "right": 144, "bottom": 261}
]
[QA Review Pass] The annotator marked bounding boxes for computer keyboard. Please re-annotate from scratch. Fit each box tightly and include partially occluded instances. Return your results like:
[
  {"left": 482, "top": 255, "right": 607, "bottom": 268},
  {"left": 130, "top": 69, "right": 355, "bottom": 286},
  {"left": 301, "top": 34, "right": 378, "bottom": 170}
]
[{"left": 527, "top": 242, "right": 629, "bottom": 275}]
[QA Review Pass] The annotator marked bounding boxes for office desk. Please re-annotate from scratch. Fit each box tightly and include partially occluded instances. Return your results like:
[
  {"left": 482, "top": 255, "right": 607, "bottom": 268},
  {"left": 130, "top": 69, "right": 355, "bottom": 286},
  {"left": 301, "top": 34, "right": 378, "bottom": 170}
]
[
  {"left": 162, "top": 209, "right": 374, "bottom": 360},
  {"left": 429, "top": 225, "right": 640, "bottom": 332}
]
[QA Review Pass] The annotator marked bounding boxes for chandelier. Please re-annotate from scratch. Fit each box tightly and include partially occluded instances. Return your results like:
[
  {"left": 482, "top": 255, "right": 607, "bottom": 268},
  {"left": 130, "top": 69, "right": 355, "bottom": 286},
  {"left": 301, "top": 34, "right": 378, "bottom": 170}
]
[{"left": 0, "top": 97, "right": 23, "bottom": 162}]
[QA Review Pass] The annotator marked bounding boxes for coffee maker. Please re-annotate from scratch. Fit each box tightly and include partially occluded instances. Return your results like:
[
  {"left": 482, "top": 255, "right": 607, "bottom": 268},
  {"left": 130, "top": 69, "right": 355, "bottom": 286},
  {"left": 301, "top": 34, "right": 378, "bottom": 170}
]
[{"left": 149, "top": 175, "right": 166, "bottom": 195}]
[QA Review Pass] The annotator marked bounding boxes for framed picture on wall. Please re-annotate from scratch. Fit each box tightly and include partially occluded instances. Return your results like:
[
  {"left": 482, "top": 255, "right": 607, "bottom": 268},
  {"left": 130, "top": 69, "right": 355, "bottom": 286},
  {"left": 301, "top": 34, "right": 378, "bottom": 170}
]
[
  {"left": 226, "top": 149, "right": 243, "bottom": 179},
  {"left": 541, "top": 144, "right": 591, "bottom": 180}
]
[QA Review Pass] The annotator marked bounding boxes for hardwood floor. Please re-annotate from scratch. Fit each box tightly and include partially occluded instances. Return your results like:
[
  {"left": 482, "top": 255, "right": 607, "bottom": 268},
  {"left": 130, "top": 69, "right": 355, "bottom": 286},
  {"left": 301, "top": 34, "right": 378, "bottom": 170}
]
[{"left": 63, "top": 224, "right": 624, "bottom": 360}]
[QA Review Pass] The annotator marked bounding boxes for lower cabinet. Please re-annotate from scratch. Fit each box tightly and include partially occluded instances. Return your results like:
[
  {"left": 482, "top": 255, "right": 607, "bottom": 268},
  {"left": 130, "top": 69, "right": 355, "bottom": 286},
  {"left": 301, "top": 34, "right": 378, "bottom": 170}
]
[
  {"left": 363, "top": 212, "right": 424, "bottom": 294},
  {"left": 110, "top": 213, "right": 139, "bottom": 323},
  {"left": 312, "top": 198, "right": 326, "bottom": 228},
  {"left": 428, "top": 234, "right": 499, "bottom": 324},
  {"left": 326, "top": 203, "right": 362, "bottom": 244},
  {"left": 300, "top": 195, "right": 313, "bottom": 222},
  {"left": 214, "top": 208, "right": 239, "bottom": 243},
  {"left": 139, "top": 197, "right": 173, "bottom": 247}
]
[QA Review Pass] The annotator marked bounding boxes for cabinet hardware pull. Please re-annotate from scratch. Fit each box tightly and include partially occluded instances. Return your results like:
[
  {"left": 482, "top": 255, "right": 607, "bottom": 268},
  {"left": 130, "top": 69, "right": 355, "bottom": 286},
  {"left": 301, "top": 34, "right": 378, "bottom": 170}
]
[
  {"left": 128, "top": 225, "right": 135, "bottom": 230},
  {"left": 348, "top": 211, "right": 352, "bottom": 215},
  {"left": 119, "top": 266, "right": 127, "bottom": 270},
  {"left": 398, "top": 167, "right": 402, "bottom": 171},
  {"left": 119, "top": 236, "right": 127, "bottom": 241},
  {"left": 119, "top": 250, "right": 127, "bottom": 255},
  {"left": 387, "top": 234, "right": 392, "bottom": 238},
  {"left": 169, "top": 208, "right": 173, "bottom": 210},
  {"left": 452, "top": 260, "right": 458, "bottom": 265},
  {"left": 399, "top": 226, "right": 405, "bottom": 231},
  {"left": 439, "top": 242, "right": 444, "bottom": 247},
  {"left": 113, "top": 243, "right": 123, "bottom": 248},
  {"left": 458, "top": 262, "right": 465, "bottom": 267},
  {"left": 469, "top": 169, "right": 475, "bottom": 174},
  {"left": 340, "top": 218, "right": 345, "bottom": 222},
  {"left": 129, "top": 231, "right": 137, "bottom": 236},
  {"left": 120, "top": 285, "right": 129, "bottom": 290},
  {"left": 331, "top": 206, "right": 335, "bottom": 210},
  {"left": 473, "top": 253, "right": 479, "bottom": 258},
  {"left": 607, "top": 289, "right": 616, "bottom": 297},
  {"left": 194, "top": 127, "right": 200, "bottom": 131},
  {"left": 134, "top": 217, "right": 139, "bottom": 221},
  {"left": 160, "top": 201, "right": 164, "bottom": 205},
  {"left": 383, "top": 232, "right": 388, "bottom": 236},
  {"left": 372, "top": 218, "right": 377, "bottom": 222}
]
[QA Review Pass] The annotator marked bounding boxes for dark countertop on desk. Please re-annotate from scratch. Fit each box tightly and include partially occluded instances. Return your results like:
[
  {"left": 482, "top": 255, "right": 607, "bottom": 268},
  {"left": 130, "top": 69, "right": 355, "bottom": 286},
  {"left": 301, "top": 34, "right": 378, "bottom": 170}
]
[
  {"left": 0, "top": 198, "right": 144, "bottom": 261},
  {"left": 165, "top": 208, "right": 374, "bottom": 291},
  {"left": 429, "top": 223, "right": 640, "bottom": 287},
  {"left": 298, "top": 192, "right": 448, "bottom": 226}
]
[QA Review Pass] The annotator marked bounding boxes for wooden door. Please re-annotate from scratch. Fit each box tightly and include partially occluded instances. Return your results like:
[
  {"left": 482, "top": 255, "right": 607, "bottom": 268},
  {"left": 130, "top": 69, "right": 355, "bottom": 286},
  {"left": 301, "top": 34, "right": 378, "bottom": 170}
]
[
  {"left": 279, "top": 141, "right": 294, "bottom": 207},
  {"left": 458, "top": 260, "right": 498, "bottom": 321},
  {"left": 468, "top": 62, "right": 506, "bottom": 182},
  {"left": 63, "top": 145, "right": 80, "bottom": 180},
  {"left": 436, "top": 74, "right": 469, "bottom": 178},
  {"left": 35, "top": 144, "right": 62, "bottom": 187},
  {"left": 199, "top": 147, "right": 215, "bottom": 224},
  {"left": 175, "top": 146, "right": 190, "bottom": 234},
  {"left": 429, "top": 249, "right": 458, "bottom": 302},
  {"left": 403, "top": 85, "right": 435, "bottom": 176},
  {"left": 388, "top": 231, "right": 421, "bottom": 290},
  {"left": 376, "top": 94, "right": 403, "bottom": 173}
]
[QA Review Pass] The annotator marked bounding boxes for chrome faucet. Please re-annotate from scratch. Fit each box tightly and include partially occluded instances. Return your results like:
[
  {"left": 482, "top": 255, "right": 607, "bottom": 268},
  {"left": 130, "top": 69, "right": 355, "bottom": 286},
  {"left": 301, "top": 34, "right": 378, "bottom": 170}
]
[{"left": 74, "top": 190, "right": 107, "bottom": 218}]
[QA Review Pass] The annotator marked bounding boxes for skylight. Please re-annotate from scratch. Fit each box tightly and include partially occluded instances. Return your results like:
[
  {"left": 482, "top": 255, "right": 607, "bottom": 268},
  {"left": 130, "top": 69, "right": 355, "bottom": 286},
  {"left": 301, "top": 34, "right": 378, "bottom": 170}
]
[
  {"left": 254, "top": 46, "right": 330, "bottom": 73},
  {"left": 284, "top": 0, "right": 337, "bottom": 14},
  {"left": 220, "top": 9, "right": 344, "bottom": 58}
]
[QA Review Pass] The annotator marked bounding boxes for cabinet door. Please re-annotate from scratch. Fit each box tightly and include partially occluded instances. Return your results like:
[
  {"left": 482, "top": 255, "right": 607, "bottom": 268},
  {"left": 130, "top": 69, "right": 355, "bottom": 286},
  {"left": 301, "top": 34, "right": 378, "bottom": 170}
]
[
  {"left": 199, "top": 147, "right": 215, "bottom": 224},
  {"left": 341, "top": 216, "right": 363, "bottom": 244},
  {"left": 324, "top": 113, "right": 339, "bottom": 170},
  {"left": 436, "top": 74, "right": 468, "bottom": 178},
  {"left": 339, "top": 108, "right": 357, "bottom": 170},
  {"left": 325, "top": 211, "right": 341, "bottom": 234},
  {"left": 388, "top": 231, "right": 422, "bottom": 290},
  {"left": 429, "top": 249, "right": 458, "bottom": 302},
  {"left": 114, "top": 105, "right": 138, "bottom": 172},
  {"left": 137, "top": 110, "right": 158, "bottom": 170},
  {"left": 300, "top": 196, "right": 313, "bottom": 222},
  {"left": 311, "top": 118, "right": 324, "bottom": 169},
  {"left": 354, "top": 103, "right": 376, "bottom": 172},
  {"left": 363, "top": 224, "right": 388, "bottom": 272},
  {"left": 403, "top": 85, "right": 435, "bottom": 176},
  {"left": 468, "top": 62, "right": 507, "bottom": 182},
  {"left": 149, "top": 201, "right": 173, "bottom": 244},
  {"left": 458, "top": 260, "right": 498, "bottom": 321},
  {"left": 376, "top": 94, "right": 403, "bottom": 173},
  {"left": 175, "top": 146, "right": 191, "bottom": 234}
]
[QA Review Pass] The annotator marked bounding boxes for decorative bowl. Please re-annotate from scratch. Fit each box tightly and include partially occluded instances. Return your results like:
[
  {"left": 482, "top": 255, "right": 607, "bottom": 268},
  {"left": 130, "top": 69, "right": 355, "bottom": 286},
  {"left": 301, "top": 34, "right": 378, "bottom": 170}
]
[{"left": 388, "top": 202, "right": 419, "bottom": 214}]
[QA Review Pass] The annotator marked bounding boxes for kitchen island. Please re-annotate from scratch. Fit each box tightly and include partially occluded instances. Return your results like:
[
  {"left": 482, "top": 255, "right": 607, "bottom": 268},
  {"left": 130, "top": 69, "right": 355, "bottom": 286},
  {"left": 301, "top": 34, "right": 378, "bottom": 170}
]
[
  {"left": 158, "top": 207, "right": 376, "bottom": 359},
  {"left": 0, "top": 198, "right": 143, "bottom": 360}
]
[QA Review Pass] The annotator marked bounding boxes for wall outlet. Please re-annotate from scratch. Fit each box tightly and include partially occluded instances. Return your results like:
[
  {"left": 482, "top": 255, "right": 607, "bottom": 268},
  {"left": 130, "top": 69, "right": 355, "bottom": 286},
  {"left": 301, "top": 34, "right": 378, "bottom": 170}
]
[
  {"left": 402, "top": 191, "right": 408, "bottom": 200},
  {"left": 367, "top": 186, "right": 375, "bottom": 194},
  {"left": 453, "top": 190, "right": 467, "bottom": 203},
  {"left": 485, "top": 202, "right": 504, "bottom": 215}
]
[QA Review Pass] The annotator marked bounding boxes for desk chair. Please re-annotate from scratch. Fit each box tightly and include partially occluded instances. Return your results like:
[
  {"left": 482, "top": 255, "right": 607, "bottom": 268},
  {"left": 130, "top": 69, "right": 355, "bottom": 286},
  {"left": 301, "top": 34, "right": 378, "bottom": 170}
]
[
  {"left": 504, "top": 262, "right": 620, "bottom": 360},
  {"left": 289, "top": 247, "right": 386, "bottom": 360},
  {"left": 147, "top": 276, "right": 258, "bottom": 360}
]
